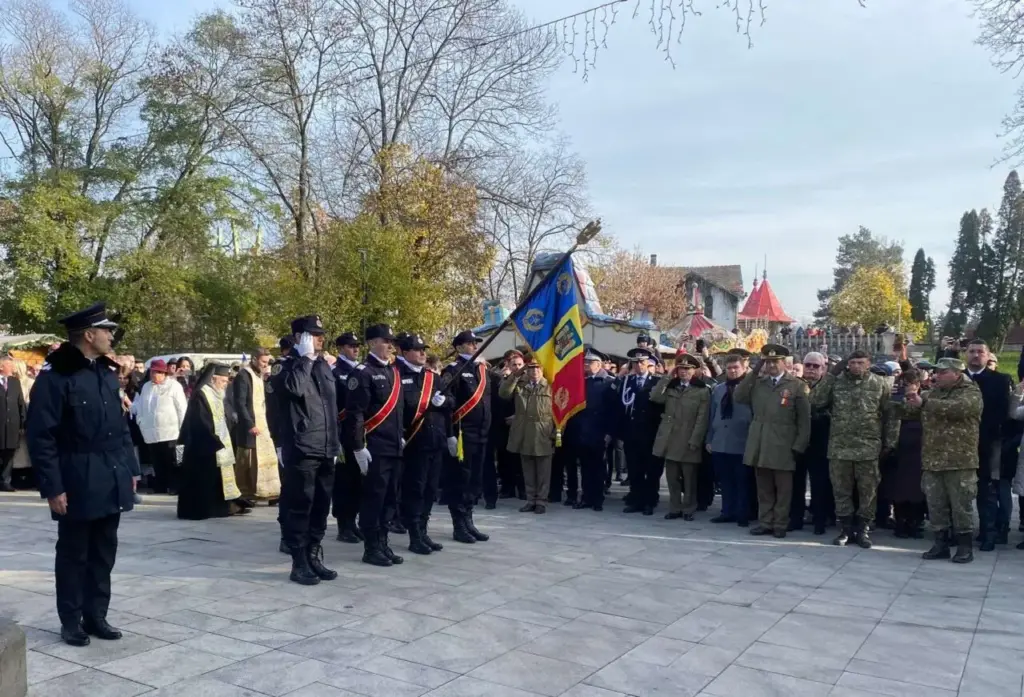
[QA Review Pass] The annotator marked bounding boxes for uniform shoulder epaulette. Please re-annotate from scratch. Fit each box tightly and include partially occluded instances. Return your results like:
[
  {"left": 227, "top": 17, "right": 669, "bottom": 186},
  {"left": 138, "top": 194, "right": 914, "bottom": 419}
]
[{"left": 355, "top": 364, "right": 366, "bottom": 371}]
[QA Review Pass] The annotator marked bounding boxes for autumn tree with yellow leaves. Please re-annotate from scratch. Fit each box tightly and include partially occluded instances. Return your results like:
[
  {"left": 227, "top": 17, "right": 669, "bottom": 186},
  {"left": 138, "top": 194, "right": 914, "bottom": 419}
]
[{"left": 830, "top": 265, "right": 926, "bottom": 339}]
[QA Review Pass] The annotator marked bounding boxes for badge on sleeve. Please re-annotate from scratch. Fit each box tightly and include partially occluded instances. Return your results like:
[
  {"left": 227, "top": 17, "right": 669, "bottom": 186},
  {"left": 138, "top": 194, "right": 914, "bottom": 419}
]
[{"left": 348, "top": 376, "right": 359, "bottom": 390}]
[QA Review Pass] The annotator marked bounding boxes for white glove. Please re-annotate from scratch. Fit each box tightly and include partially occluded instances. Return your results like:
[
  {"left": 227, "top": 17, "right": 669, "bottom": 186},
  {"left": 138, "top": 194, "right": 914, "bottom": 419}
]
[
  {"left": 430, "top": 392, "right": 446, "bottom": 407},
  {"left": 297, "top": 332, "right": 316, "bottom": 359},
  {"left": 447, "top": 437, "right": 458, "bottom": 457},
  {"left": 400, "top": 438, "right": 406, "bottom": 451},
  {"left": 353, "top": 448, "right": 372, "bottom": 474}
]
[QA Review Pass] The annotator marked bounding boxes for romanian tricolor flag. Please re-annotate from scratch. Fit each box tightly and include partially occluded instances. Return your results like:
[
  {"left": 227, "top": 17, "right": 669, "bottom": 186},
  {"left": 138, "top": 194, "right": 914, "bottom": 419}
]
[{"left": 513, "top": 255, "right": 586, "bottom": 436}]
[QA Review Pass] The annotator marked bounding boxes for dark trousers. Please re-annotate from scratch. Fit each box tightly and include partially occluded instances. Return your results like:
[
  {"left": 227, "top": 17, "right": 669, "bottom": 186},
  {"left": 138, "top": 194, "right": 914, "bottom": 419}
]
[
  {"left": 697, "top": 456, "right": 715, "bottom": 509},
  {"left": 496, "top": 437, "right": 524, "bottom": 497},
  {"left": 712, "top": 452, "right": 747, "bottom": 522},
  {"left": 359, "top": 454, "right": 402, "bottom": 534},
  {"left": 808, "top": 455, "right": 834, "bottom": 526},
  {"left": 551, "top": 448, "right": 580, "bottom": 502},
  {"left": 625, "top": 438, "right": 662, "bottom": 509},
  {"left": 332, "top": 445, "right": 362, "bottom": 529},
  {"left": 443, "top": 440, "right": 487, "bottom": 515},
  {"left": 579, "top": 443, "right": 606, "bottom": 507},
  {"left": 149, "top": 440, "right": 178, "bottom": 494},
  {"left": 400, "top": 449, "right": 443, "bottom": 524},
  {"left": 481, "top": 443, "right": 498, "bottom": 506},
  {"left": 789, "top": 455, "right": 809, "bottom": 528},
  {"left": 55, "top": 514, "right": 119, "bottom": 627},
  {"left": 0, "top": 448, "right": 14, "bottom": 487},
  {"left": 978, "top": 478, "right": 1012, "bottom": 537},
  {"left": 281, "top": 456, "right": 335, "bottom": 551}
]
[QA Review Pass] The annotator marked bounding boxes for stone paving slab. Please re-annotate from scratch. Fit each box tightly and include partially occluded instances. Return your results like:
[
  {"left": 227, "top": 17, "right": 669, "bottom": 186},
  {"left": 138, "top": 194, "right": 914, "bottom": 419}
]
[{"left": 3, "top": 488, "right": 1024, "bottom": 697}]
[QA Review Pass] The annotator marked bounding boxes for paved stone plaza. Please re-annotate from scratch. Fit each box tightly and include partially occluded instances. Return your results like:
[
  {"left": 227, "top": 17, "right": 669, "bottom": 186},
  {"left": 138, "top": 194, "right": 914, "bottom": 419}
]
[{"left": 2, "top": 488, "right": 1024, "bottom": 697}]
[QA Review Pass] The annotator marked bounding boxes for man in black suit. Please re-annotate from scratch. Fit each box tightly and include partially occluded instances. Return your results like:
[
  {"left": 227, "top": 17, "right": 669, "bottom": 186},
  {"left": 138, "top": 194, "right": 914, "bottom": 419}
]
[
  {"left": 965, "top": 339, "right": 1012, "bottom": 551},
  {"left": 0, "top": 355, "right": 26, "bottom": 491}
]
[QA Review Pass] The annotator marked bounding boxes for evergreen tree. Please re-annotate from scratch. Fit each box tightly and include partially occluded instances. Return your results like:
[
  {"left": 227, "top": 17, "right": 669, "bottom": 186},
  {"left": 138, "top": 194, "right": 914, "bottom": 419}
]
[
  {"left": 908, "top": 248, "right": 935, "bottom": 323},
  {"left": 815, "top": 226, "right": 905, "bottom": 324},
  {"left": 943, "top": 210, "right": 982, "bottom": 336},
  {"left": 977, "top": 171, "right": 1024, "bottom": 345}
]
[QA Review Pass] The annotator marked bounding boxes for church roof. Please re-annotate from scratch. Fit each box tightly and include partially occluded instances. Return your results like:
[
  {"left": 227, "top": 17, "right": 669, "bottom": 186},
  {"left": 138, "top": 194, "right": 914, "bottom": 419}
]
[{"left": 738, "top": 275, "right": 793, "bottom": 323}]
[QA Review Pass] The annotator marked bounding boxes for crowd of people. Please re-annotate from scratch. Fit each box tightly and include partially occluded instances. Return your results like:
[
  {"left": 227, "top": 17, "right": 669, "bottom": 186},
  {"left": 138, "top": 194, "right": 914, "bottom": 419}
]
[{"left": 16, "top": 301, "right": 1023, "bottom": 647}]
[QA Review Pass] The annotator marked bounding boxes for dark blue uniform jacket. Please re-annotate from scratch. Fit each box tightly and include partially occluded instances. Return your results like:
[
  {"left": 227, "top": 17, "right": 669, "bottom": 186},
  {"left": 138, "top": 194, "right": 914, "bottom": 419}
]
[
  {"left": 278, "top": 351, "right": 340, "bottom": 461},
  {"left": 344, "top": 354, "right": 404, "bottom": 457},
  {"left": 398, "top": 359, "right": 452, "bottom": 454}
]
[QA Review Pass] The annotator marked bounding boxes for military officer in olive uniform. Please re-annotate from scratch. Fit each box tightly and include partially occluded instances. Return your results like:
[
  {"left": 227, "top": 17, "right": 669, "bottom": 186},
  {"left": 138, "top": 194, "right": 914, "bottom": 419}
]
[
  {"left": 899, "top": 357, "right": 983, "bottom": 563},
  {"left": 651, "top": 353, "right": 710, "bottom": 521},
  {"left": 809, "top": 348, "right": 898, "bottom": 548},
  {"left": 441, "top": 330, "right": 492, "bottom": 544},
  {"left": 331, "top": 332, "right": 364, "bottom": 544},
  {"left": 345, "top": 324, "right": 405, "bottom": 567},
  {"left": 734, "top": 344, "right": 811, "bottom": 538},
  {"left": 28, "top": 303, "right": 140, "bottom": 646}
]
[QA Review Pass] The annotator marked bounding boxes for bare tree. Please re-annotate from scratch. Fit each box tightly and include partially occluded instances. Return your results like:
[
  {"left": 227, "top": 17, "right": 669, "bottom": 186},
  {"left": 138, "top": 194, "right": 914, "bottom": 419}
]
[{"left": 972, "top": 0, "right": 1024, "bottom": 162}]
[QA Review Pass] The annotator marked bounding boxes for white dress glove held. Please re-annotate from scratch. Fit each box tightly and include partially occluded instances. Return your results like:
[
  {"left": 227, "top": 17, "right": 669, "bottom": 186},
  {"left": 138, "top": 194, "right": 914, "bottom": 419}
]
[
  {"left": 430, "top": 392, "right": 446, "bottom": 407},
  {"left": 297, "top": 332, "right": 316, "bottom": 358},
  {"left": 354, "top": 448, "right": 372, "bottom": 474},
  {"left": 447, "top": 437, "right": 458, "bottom": 457}
]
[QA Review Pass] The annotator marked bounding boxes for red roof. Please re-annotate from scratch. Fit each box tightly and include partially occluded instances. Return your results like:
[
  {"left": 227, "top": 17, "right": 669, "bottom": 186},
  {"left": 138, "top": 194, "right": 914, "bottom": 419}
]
[{"left": 738, "top": 276, "right": 793, "bottom": 323}]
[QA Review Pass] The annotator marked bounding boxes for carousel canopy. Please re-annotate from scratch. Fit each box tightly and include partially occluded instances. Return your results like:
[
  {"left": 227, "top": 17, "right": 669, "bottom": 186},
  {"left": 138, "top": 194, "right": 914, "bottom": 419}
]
[{"left": 738, "top": 274, "right": 793, "bottom": 324}]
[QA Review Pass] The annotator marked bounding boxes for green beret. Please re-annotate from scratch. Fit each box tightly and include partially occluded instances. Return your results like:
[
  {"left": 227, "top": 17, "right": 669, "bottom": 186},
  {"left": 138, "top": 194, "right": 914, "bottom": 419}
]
[{"left": 935, "top": 357, "right": 965, "bottom": 372}]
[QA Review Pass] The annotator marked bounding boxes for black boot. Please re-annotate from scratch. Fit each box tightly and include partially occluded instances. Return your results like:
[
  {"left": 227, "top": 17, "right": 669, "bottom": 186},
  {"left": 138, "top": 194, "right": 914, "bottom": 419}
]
[
  {"left": 279, "top": 538, "right": 290, "bottom": 555},
  {"left": 979, "top": 532, "right": 996, "bottom": 552},
  {"left": 422, "top": 517, "right": 443, "bottom": 551},
  {"left": 408, "top": 520, "right": 433, "bottom": 555},
  {"left": 289, "top": 547, "right": 320, "bottom": 585},
  {"left": 952, "top": 533, "right": 974, "bottom": 564},
  {"left": 452, "top": 511, "right": 476, "bottom": 543},
  {"left": 832, "top": 516, "right": 852, "bottom": 546},
  {"left": 856, "top": 521, "right": 872, "bottom": 549},
  {"left": 361, "top": 531, "right": 392, "bottom": 567},
  {"left": 922, "top": 530, "right": 951, "bottom": 560},
  {"left": 307, "top": 543, "right": 338, "bottom": 580},
  {"left": 82, "top": 617, "right": 122, "bottom": 640},
  {"left": 353, "top": 526, "right": 365, "bottom": 541},
  {"left": 61, "top": 623, "right": 90, "bottom": 647},
  {"left": 996, "top": 525, "right": 1009, "bottom": 545},
  {"left": 465, "top": 508, "right": 490, "bottom": 541},
  {"left": 388, "top": 519, "right": 407, "bottom": 535},
  {"left": 336, "top": 521, "right": 360, "bottom": 543},
  {"left": 380, "top": 530, "right": 404, "bottom": 565}
]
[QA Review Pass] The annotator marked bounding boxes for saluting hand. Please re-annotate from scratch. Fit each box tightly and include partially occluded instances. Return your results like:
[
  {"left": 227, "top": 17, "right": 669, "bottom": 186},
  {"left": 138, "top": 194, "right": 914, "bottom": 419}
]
[{"left": 48, "top": 493, "right": 68, "bottom": 516}]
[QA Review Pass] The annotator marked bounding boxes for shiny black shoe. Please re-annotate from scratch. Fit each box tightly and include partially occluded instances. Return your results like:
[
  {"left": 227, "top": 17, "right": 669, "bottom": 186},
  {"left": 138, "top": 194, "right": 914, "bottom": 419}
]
[
  {"left": 623, "top": 505, "right": 643, "bottom": 513},
  {"left": 979, "top": 537, "right": 996, "bottom": 552},
  {"left": 772, "top": 529, "right": 787, "bottom": 539},
  {"left": 82, "top": 618, "right": 122, "bottom": 641},
  {"left": 307, "top": 543, "right": 338, "bottom": 580},
  {"left": 710, "top": 515, "right": 735, "bottom": 524},
  {"left": 61, "top": 624, "right": 90, "bottom": 647},
  {"left": 642, "top": 507, "right": 654, "bottom": 516},
  {"left": 664, "top": 511, "right": 683, "bottom": 520},
  {"left": 336, "top": 523, "right": 361, "bottom": 544},
  {"left": 813, "top": 523, "right": 826, "bottom": 536},
  {"left": 484, "top": 501, "right": 497, "bottom": 510},
  {"left": 572, "top": 501, "right": 590, "bottom": 510},
  {"left": 592, "top": 504, "right": 603, "bottom": 512},
  {"left": 519, "top": 503, "right": 537, "bottom": 513},
  {"left": 749, "top": 525, "right": 773, "bottom": 536},
  {"left": 563, "top": 498, "right": 576, "bottom": 507},
  {"left": 683, "top": 513, "right": 695, "bottom": 521}
]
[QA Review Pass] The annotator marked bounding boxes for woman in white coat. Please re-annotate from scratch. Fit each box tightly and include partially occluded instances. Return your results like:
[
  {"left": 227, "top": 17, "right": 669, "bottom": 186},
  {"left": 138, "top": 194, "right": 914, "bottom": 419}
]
[{"left": 131, "top": 359, "right": 187, "bottom": 494}]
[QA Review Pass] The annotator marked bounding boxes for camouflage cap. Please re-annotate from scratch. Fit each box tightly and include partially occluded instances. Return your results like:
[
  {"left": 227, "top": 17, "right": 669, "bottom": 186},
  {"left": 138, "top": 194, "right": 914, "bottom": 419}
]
[{"left": 935, "top": 357, "right": 965, "bottom": 372}]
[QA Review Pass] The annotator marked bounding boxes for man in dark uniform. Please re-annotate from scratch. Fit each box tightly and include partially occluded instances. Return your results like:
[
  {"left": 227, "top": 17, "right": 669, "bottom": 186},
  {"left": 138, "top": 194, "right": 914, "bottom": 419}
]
[
  {"left": 278, "top": 315, "right": 340, "bottom": 585},
  {"left": 616, "top": 347, "right": 662, "bottom": 515},
  {"left": 397, "top": 333, "right": 453, "bottom": 555},
  {"left": 331, "top": 331, "right": 364, "bottom": 544},
  {"left": 267, "top": 336, "right": 293, "bottom": 555},
  {"left": 442, "top": 330, "right": 492, "bottom": 543},
  {"left": 345, "top": 324, "right": 405, "bottom": 567},
  {"left": 28, "top": 303, "right": 140, "bottom": 646},
  {"left": 563, "top": 346, "right": 615, "bottom": 511},
  {"left": 490, "top": 349, "right": 524, "bottom": 502}
]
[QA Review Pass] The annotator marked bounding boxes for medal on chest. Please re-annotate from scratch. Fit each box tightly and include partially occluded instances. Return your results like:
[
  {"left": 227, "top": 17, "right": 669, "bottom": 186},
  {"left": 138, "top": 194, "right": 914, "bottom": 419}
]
[{"left": 780, "top": 388, "right": 790, "bottom": 407}]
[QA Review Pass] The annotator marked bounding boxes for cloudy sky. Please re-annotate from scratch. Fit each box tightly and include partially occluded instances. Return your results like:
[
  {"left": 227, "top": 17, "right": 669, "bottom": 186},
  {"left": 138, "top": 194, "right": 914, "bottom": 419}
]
[{"left": 132, "top": 0, "right": 1018, "bottom": 324}]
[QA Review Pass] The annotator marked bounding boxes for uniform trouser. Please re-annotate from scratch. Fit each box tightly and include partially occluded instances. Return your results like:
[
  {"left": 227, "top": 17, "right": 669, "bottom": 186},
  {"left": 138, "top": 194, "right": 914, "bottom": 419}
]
[
  {"left": 755, "top": 467, "right": 792, "bottom": 532},
  {"left": 922, "top": 469, "right": 977, "bottom": 535},
  {"left": 282, "top": 456, "right": 335, "bottom": 551},
  {"left": 234, "top": 447, "right": 258, "bottom": 499},
  {"left": 830, "top": 458, "right": 879, "bottom": 525},
  {"left": 0, "top": 448, "right": 15, "bottom": 487},
  {"left": 55, "top": 514, "right": 119, "bottom": 627},
  {"left": 698, "top": 457, "right": 715, "bottom": 509},
  {"left": 578, "top": 443, "right": 606, "bottom": 507},
  {"left": 665, "top": 460, "right": 698, "bottom": 515},
  {"left": 789, "top": 454, "right": 809, "bottom": 527},
  {"left": 978, "top": 477, "right": 1012, "bottom": 539},
  {"left": 443, "top": 440, "right": 487, "bottom": 515},
  {"left": 482, "top": 435, "right": 499, "bottom": 505},
  {"left": 712, "top": 452, "right": 747, "bottom": 521},
  {"left": 400, "top": 449, "right": 443, "bottom": 525},
  {"left": 625, "top": 439, "right": 661, "bottom": 508},
  {"left": 808, "top": 455, "right": 834, "bottom": 526},
  {"left": 494, "top": 430, "right": 523, "bottom": 496},
  {"left": 551, "top": 447, "right": 580, "bottom": 502},
  {"left": 332, "top": 445, "right": 362, "bottom": 528},
  {"left": 521, "top": 455, "right": 552, "bottom": 505},
  {"left": 359, "top": 454, "right": 402, "bottom": 535}
]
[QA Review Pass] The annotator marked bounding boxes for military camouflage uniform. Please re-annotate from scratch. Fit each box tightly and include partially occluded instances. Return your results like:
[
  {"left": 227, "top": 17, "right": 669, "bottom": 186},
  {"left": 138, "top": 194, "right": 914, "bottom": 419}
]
[
  {"left": 810, "top": 371, "right": 897, "bottom": 526},
  {"left": 898, "top": 374, "right": 982, "bottom": 535}
]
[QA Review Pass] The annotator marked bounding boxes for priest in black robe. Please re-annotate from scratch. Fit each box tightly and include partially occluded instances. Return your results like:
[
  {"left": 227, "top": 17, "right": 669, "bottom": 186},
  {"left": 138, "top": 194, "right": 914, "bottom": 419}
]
[{"left": 177, "top": 363, "right": 251, "bottom": 520}]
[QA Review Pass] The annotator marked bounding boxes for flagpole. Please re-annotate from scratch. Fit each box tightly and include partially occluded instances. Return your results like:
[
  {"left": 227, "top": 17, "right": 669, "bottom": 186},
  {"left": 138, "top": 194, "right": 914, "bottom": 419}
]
[{"left": 407, "top": 219, "right": 602, "bottom": 437}]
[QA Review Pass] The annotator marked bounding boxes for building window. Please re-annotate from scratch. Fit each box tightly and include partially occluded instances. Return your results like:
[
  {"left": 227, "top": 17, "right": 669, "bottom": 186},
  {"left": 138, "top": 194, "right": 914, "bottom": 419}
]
[{"left": 704, "top": 286, "right": 714, "bottom": 319}]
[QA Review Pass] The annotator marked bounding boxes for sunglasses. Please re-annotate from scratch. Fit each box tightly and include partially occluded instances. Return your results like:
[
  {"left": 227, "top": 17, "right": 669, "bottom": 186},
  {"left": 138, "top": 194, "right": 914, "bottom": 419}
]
[{"left": 803, "top": 363, "right": 824, "bottom": 368}]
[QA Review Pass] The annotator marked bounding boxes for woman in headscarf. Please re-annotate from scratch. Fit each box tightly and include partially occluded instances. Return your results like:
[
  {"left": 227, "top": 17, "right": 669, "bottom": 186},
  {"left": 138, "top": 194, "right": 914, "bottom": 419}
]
[{"left": 176, "top": 363, "right": 252, "bottom": 520}]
